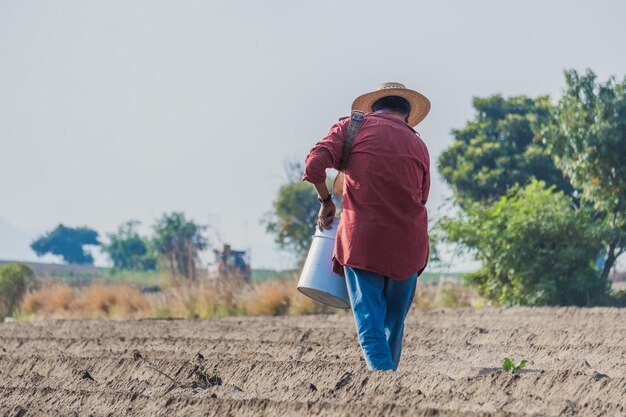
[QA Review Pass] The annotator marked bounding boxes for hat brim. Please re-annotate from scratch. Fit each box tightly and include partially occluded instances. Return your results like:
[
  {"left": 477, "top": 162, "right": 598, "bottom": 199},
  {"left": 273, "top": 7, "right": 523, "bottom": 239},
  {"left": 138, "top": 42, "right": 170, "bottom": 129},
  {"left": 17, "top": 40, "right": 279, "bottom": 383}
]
[{"left": 351, "top": 88, "right": 431, "bottom": 127}]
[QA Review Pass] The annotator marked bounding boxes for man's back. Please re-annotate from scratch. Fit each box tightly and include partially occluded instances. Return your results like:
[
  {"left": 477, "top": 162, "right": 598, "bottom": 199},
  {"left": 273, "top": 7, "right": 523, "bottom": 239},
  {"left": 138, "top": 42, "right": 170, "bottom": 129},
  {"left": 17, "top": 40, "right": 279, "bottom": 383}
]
[{"left": 304, "top": 111, "right": 430, "bottom": 280}]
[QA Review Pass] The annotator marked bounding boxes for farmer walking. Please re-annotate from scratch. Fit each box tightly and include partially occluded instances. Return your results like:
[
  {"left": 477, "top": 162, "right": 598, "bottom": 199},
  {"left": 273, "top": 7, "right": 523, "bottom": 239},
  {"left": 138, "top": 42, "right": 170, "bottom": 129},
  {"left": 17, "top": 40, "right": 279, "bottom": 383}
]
[{"left": 303, "top": 82, "right": 431, "bottom": 371}]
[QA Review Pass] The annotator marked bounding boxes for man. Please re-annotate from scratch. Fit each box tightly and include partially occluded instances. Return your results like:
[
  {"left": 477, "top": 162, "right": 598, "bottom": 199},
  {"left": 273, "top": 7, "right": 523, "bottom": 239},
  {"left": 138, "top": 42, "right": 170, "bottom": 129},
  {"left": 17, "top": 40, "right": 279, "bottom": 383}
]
[{"left": 303, "top": 82, "right": 431, "bottom": 371}]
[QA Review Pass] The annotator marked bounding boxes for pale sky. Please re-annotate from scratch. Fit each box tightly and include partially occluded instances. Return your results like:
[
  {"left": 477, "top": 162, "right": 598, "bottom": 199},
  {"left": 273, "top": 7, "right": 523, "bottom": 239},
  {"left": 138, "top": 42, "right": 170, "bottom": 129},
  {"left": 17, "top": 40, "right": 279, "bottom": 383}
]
[{"left": 1, "top": 0, "right": 626, "bottom": 269}]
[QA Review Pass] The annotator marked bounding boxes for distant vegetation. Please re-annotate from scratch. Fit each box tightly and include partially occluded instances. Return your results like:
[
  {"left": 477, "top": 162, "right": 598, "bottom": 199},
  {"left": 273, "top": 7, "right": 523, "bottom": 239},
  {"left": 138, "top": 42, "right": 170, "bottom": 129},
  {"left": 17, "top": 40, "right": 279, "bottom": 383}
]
[
  {"left": 441, "top": 180, "right": 610, "bottom": 305},
  {"left": 0, "top": 263, "right": 34, "bottom": 319},
  {"left": 543, "top": 70, "right": 626, "bottom": 280},
  {"left": 252, "top": 269, "right": 298, "bottom": 283},
  {"left": 104, "top": 221, "right": 157, "bottom": 272},
  {"left": 0, "top": 259, "right": 474, "bottom": 321},
  {"left": 30, "top": 212, "right": 209, "bottom": 282},
  {"left": 437, "top": 69, "right": 626, "bottom": 306},
  {"left": 150, "top": 212, "right": 208, "bottom": 281},
  {"left": 15, "top": 273, "right": 480, "bottom": 320},
  {"left": 31, "top": 225, "right": 99, "bottom": 264},
  {"left": 263, "top": 161, "right": 321, "bottom": 265}
]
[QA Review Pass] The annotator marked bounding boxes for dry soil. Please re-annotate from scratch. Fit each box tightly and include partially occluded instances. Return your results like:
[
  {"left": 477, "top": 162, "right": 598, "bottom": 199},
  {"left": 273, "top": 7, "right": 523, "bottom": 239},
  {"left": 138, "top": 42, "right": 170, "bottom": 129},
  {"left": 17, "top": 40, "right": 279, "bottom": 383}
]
[{"left": 1, "top": 308, "right": 625, "bottom": 416}]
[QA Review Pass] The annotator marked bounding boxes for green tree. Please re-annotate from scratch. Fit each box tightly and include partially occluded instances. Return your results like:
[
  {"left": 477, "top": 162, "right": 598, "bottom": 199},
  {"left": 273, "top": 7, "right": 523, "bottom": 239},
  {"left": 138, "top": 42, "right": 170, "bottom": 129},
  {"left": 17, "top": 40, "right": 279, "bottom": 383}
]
[
  {"left": 439, "top": 95, "right": 573, "bottom": 205},
  {"left": 265, "top": 181, "right": 319, "bottom": 263},
  {"left": 31, "top": 224, "right": 100, "bottom": 265},
  {"left": 103, "top": 221, "right": 157, "bottom": 271},
  {"left": 543, "top": 69, "right": 626, "bottom": 279},
  {"left": 152, "top": 212, "right": 208, "bottom": 280},
  {"left": 440, "top": 181, "right": 609, "bottom": 306},
  {"left": 264, "top": 161, "right": 332, "bottom": 264},
  {"left": 0, "top": 263, "right": 34, "bottom": 318}
]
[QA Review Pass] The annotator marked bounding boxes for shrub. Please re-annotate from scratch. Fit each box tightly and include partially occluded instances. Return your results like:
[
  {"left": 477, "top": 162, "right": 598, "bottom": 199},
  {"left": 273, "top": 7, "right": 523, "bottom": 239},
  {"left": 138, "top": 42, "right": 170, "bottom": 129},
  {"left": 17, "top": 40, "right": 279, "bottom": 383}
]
[
  {"left": 21, "top": 283, "right": 150, "bottom": 319},
  {"left": 195, "top": 280, "right": 244, "bottom": 317},
  {"left": 80, "top": 284, "right": 150, "bottom": 318},
  {"left": 0, "top": 263, "right": 34, "bottom": 318},
  {"left": 240, "top": 280, "right": 291, "bottom": 316},
  {"left": 439, "top": 180, "right": 611, "bottom": 306},
  {"left": 103, "top": 221, "right": 157, "bottom": 271},
  {"left": 148, "top": 280, "right": 245, "bottom": 319},
  {"left": 21, "top": 285, "right": 74, "bottom": 316},
  {"left": 19, "top": 277, "right": 341, "bottom": 320}
]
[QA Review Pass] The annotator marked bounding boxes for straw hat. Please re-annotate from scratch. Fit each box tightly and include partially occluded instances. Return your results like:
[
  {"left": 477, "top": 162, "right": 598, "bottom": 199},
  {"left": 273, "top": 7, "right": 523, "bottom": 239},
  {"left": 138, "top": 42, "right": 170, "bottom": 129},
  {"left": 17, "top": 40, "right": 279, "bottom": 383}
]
[{"left": 352, "top": 82, "right": 431, "bottom": 127}]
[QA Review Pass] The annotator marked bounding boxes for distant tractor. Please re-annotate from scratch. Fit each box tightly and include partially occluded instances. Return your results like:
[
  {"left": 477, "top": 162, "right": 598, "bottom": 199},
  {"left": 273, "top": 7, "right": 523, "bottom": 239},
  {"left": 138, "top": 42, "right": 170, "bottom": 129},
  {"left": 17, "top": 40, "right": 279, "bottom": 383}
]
[{"left": 207, "top": 244, "right": 251, "bottom": 283}]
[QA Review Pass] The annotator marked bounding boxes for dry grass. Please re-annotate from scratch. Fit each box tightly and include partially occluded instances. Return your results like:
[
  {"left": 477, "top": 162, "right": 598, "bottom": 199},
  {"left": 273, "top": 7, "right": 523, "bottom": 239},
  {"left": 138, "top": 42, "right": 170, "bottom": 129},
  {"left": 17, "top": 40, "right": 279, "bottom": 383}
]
[
  {"left": 150, "top": 279, "right": 244, "bottom": 318},
  {"left": 201, "top": 276, "right": 335, "bottom": 316},
  {"left": 413, "top": 279, "right": 485, "bottom": 309},
  {"left": 239, "top": 280, "right": 291, "bottom": 316},
  {"left": 18, "top": 275, "right": 483, "bottom": 320},
  {"left": 22, "top": 285, "right": 74, "bottom": 316},
  {"left": 80, "top": 284, "right": 150, "bottom": 319},
  {"left": 243, "top": 278, "right": 335, "bottom": 315},
  {"left": 21, "top": 284, "right": 150, "bottom": 319},
  {"left": 288, "top": 290, "right": 336, "bottom": 315}
]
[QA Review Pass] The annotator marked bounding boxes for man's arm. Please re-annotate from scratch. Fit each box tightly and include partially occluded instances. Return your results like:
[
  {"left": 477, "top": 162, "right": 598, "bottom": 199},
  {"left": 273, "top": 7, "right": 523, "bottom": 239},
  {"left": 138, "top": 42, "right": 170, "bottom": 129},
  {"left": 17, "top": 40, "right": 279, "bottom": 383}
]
[
  {"left": 302, "top": 119, "right": 348, "bottom": 184},
  {"left": 421, "top": 146, "right": 431, "bottom": 205},
  {"left": 303, "top": 119, "right": 348, "bottom": 229},
  {"left": 421, "top": 170, "right": 430, "bottom": 206},
  {"left": 313, "top": 182, "right": 335, "bottom": 230},
  {"left": 313, "top": 182, "right": 330, "bottom": 201}
]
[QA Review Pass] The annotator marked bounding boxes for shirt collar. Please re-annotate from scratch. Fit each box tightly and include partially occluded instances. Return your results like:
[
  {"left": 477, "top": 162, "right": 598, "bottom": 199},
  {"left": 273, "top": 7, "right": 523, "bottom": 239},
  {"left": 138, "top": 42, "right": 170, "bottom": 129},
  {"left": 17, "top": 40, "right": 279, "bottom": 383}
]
[{"left": 367, "top": 111, "right": 416, "bottom": 132}]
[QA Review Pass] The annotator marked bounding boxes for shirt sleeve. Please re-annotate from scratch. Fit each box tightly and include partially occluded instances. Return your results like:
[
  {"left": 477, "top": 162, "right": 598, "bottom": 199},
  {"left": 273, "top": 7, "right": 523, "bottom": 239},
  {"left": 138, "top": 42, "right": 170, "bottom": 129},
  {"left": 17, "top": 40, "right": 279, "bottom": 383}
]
[
  {"left": 302, "top": 118, "right": 348, "bottom": 184},
  {"left": 421, "top": 146, "right": 431, "bottom": 205}
]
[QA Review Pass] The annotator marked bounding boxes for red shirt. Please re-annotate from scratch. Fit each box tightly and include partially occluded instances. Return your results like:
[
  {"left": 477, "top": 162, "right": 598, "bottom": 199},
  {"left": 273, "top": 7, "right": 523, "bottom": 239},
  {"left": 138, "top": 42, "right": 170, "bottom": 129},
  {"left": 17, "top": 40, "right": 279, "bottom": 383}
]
[{"left": 303, "top": 112, "right": 430, "bottom": 280}]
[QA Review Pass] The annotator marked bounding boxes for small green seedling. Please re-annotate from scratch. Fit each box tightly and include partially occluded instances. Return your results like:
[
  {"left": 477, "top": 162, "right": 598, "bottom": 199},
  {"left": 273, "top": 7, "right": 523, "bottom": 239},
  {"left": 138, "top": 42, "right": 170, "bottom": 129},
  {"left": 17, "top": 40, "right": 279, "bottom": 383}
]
[{"left": 502, "top": 357, "right": 527, "bottom": 373}]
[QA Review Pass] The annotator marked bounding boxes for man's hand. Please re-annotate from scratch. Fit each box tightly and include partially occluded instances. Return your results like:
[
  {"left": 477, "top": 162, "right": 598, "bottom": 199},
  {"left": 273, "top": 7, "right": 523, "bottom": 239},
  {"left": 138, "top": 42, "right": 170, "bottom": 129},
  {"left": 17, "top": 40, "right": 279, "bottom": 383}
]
[{"left": 317, "top": 200, "right": 336, "bottom": 230}]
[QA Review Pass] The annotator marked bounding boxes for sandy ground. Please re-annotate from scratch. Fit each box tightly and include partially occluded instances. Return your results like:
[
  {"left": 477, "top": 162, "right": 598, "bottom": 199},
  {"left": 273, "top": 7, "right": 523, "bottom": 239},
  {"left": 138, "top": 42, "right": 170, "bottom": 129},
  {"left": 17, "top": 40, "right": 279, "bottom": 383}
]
[{"left": 1, "top": 308, "right": 625, "bottom": 417}]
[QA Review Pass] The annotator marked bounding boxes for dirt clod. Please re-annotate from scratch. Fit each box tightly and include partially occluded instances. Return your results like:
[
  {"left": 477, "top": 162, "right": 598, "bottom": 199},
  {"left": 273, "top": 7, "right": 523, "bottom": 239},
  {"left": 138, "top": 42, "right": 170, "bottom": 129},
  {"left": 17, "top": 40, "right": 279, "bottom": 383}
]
[
  {"left": 12, "top": 406, "right": 27, "bottom": 417},
  {"left": 334, "top": 372, "right": 353, "bottom": 391},
  {"left": 593, "top": 372, "right": 608, "bottom": 380},
  {"left": 80, "top": 370, "right": 95, "bottom": 382}
]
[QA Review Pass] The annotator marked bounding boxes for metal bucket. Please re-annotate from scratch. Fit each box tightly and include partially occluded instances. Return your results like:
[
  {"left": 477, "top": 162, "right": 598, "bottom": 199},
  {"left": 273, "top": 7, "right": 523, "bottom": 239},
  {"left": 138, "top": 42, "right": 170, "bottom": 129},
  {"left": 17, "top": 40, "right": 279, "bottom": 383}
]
[{"left": 297, "top": 219, "right": 350, "bottom": 309}]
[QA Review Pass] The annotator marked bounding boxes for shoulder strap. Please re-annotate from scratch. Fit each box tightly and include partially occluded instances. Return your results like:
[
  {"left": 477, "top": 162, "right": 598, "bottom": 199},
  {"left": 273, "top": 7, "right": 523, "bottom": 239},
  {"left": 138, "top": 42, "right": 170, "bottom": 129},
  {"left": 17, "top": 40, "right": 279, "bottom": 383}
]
[{"left": 338, "top": 111, "right": 365, "bottom": 171}]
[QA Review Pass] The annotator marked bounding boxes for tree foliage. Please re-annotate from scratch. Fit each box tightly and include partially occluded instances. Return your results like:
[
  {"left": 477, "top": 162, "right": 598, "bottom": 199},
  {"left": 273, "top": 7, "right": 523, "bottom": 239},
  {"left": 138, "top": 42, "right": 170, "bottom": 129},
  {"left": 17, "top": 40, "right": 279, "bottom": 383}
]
[
  {"left": 103, "top": 221, "right": 157, "bottom": 271},
  {"left": 265, "top": 180, "right": 319, "bottom": 263},
  {"left": 152, "top": 212, "right": 208, "bottom": 280},
  {"left": 543, "top": 69, "right": 626, "bottom": 278},
  {"left": 440, "top": 181, "right": 609, "bottom": 306},
  {"left": 31, "top": 224, "right": 100, "bottom": 265},
  {"left": 264, "top": 160, "right": 326, "bottom": 264},
  {"left": 0, "top": 263, "right": 34, "bottom": 318},
  {"left": 439, "top": 95, "right": 573, "bottom": 204},
  {"left": 435, "top": 89, "right": 621, "bottom": 306}
]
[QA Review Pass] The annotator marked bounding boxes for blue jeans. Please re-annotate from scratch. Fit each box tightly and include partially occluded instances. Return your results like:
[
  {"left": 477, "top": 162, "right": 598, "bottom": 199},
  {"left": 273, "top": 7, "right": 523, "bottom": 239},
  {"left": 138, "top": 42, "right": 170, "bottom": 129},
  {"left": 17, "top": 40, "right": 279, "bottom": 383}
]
[{"left": 344, "top": 266, "right": 418, "bottom": 371}]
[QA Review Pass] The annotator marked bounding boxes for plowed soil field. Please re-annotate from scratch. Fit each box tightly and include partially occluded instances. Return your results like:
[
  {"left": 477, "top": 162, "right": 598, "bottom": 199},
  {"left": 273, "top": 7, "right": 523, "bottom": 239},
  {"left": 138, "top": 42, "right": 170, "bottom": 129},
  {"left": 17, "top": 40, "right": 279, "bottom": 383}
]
[{"left": 1, "top": 308, "right": 625, "bottom": 416}]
